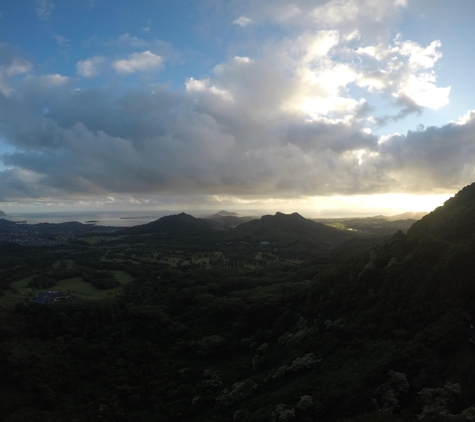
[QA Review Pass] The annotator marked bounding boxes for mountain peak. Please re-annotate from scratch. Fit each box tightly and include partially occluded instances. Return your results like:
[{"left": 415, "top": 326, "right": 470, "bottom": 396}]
[
  {"left": 123, "top": 212, "right": 212, "bottom": 239},
  {"left": 230, "top": 211, "right": 354, "bottom": 248}
]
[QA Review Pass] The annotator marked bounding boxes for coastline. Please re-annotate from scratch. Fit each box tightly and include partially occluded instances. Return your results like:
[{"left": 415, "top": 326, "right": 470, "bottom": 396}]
[{"left": 1, "top": 210, "right": 211, "bottom": 227}]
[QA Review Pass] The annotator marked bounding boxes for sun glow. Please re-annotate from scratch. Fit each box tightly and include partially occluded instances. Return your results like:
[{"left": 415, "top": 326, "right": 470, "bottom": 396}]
[{"left": 306, "top": 193, "right": 452, "bottom": 218}]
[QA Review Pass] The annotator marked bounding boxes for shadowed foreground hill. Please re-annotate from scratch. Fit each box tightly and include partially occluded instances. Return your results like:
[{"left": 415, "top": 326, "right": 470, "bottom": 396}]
[
  {"left": 228, "top": 212, "right": 355, "bottom": 248},
  {"left": 409, "top": 182, "right": 475, "bottom": 241},
  {"left": 393, "top": 181, "right": 475, "bottom": 306}
]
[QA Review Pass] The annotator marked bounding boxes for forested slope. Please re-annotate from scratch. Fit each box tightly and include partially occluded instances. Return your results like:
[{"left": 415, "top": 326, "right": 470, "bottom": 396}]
[{"left": 2, "top": 184, "right": 475, "bottom": 421}]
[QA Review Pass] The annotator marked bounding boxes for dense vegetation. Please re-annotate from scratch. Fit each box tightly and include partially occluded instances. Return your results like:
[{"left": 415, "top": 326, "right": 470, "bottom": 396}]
[{"left": 2, "top": 187, "right": 475, "bottom": 421}]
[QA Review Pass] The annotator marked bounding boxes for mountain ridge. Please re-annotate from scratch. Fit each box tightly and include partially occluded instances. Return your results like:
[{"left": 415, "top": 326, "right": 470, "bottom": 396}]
[
  {"left": 227, "top": 211, "right": 355, "bottom": 248},
  {"left": 408, "top": 182, "right": 475, "bottom": 241},
  {"left": 121, "top": 211, "right": 357, "bottom": 249},
  {"left": 123, "top": 212, "right": 212, "bottom": 236}
]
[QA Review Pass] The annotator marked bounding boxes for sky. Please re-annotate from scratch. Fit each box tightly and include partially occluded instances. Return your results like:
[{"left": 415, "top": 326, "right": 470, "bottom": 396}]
[{"left": 1, "top": 0, "right": 475, "bottom": 217}]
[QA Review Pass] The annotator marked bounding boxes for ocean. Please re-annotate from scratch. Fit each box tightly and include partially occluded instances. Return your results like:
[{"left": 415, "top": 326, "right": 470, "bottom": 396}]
[{"left": 1, "top": 210, "right": 211, "bottom": 227}]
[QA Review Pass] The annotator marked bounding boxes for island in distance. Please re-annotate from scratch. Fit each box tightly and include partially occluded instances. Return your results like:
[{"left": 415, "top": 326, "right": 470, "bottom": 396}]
[{"left": 0, "top": 210, "right": 5, "bottom": 217}]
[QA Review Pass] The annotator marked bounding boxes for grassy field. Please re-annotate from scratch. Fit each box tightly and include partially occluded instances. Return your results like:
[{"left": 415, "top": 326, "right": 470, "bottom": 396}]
[
  {"left": 0, "top": 270, "right": 133, "bottom": 307},
  {"left": 325, "top": 222, "right": 349, "bottom": 230},
  {"left": 0, "top": 275, "right": 36, "bottom": 307}
]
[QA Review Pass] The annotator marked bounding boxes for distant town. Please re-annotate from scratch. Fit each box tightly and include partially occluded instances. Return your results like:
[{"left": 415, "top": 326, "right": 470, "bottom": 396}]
[{"left": 0, "top": 219, "right": 118, "bottom": 247}]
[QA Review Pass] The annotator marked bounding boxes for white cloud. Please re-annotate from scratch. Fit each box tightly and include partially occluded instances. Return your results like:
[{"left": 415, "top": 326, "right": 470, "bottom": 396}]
[
  {"left": 76, "top": 56, "right": 106, "bottom": 78},
  {"left": 356, "top": 44, "right": 399, "bottom": 61},
  {"left": 233, "top": 16, "right": 252, "bottom": 26},
  {"left": 311, "top": 0, "right": 407, "bottom": 25},
  {"left": 112, "top": 51, "right": 163, "bottom": 74},
  {"left": 394, "top": 73, "right": 450, "bottom": 109},
  {"left": 344, "top": 30, "right": 361, "bottom": 41},
  {"left": 234, "top": 56, "right": 253, "bottom": 64},
  {"left": 293, "top": 30, "right": 340, "bottom": 63},
  {"left": 185, "top": 78, "right": 234, "bottom": 101},
  {"left": 36, "top": 74, "right": 69, "bottom": 87},
  {"left": 185, "top": 77, "right": 209, "bottom": 92},
  {"left": 225, "top": 0, "right": 408, "bottom": 44},
  {"left": 0, "top": 56, "right": 31, "bottom": 96},
  {"left": 399, "top": 40, "right": 442, "bottom": 69},
  {"left": 5, "top": 59, "right": 31, "bottom": 77},
  {"left": 354, "top": 37, "right": 449, "bottom": 111},
  {"left": 456, "top": 110, "right": 475, "bottom": 126}
]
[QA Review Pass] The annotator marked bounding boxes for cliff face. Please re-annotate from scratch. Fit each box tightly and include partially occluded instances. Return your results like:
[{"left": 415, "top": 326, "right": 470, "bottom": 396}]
[{"left": 0, "top": 210, "right": 5, "bottom": 216}]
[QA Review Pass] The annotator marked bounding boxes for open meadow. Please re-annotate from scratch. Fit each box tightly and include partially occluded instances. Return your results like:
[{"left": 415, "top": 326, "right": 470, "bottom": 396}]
[{"left": 0, "top": 270, "right": 133, "bottom": 307}]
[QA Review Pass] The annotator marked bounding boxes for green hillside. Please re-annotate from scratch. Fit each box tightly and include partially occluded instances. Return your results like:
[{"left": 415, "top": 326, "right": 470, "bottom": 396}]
[{"left": 3, "top": 185, "right": 475, "bottom": 421}]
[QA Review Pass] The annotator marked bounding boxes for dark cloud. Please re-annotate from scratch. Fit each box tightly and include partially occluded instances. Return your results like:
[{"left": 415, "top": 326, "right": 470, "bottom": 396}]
[
  {"left": 0, "top": 64, "right": 472, "bottom": 203},
  {"left": 373, "top": 96, "right": 422, "bottom": 126},
  {"left": 279, "top": 120, "right": 377, "bottom": 153},
  {"left": 378, "top": 118, "right": 475, "bottom": 191}
]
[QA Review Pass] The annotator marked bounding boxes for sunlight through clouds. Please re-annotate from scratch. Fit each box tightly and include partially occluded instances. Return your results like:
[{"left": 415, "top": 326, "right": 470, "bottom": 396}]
[{"left": 0, "top": 0, "right": 472, "bottom": 214}]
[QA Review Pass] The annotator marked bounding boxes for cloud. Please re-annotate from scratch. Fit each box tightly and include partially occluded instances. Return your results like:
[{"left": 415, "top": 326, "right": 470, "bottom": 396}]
[
  {"left": 0, "top": 46, "right": 31, "bottom": 96},
  {"left": 76, "top": 36, "right": 176, "bottom": 78},
  {"left": 112, "top": 51, "right": 163, "bottom": 74},
  {"left": 54, "top": 35, "right": 69, "bottom": 45},
  {"left": 0, "top": 65, "right": 466, "bottom": 204},
  {"left": 394, "top": 73, "right": 450, "bottom": 110},
  {"left": 399, "top": 39, "right": 442, "bottom": 69},
  {"left": 76, "top": 56, "right": 106, "bottom": 78},
  {"left": 116, "top": 33, "right": 149, "bottom": 49},
  {"left": 0, "top": 1, "right": 466, "bottom": 205},
  {"left": 88, "top": 34, "right": 177, "bottom": 62},
  {"left": 222, "top": 0, "right": 406, "bottom": 34},
  {"left": 355, "top": 36, "right": 450, "bottom": 115},
  {"left": 0, "top": 80, "right": 469, "bottom": 204},
  {"left": 33, "top": 0, "right": 55, "bottom": 20},
  {"left": 186, "top": 77, "right": 234, "bottom": 102},
  {"left": 234, "top": 16, "right": 252, "bottom": 26},
  {"left": 31, "top": 74, "right": 69, "bottom": 88},
  {"left": 311, "top": 0, "right": 407, "bottom": 26},
  {"left": 142, "top": 19, "right": 152, "bottom": 33},
  {"left": 375, "top": 115, "right": 475, "bottom": 191}
]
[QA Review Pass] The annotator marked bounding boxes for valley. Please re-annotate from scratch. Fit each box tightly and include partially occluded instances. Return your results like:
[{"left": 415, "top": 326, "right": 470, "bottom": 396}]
[{"left": 1, "top": 190, "right": 475, "bottom": 422}]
